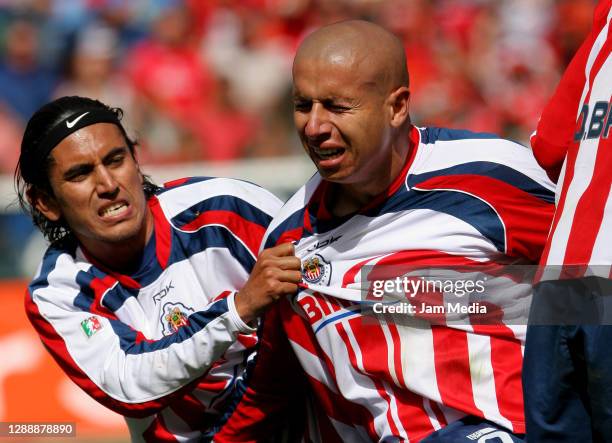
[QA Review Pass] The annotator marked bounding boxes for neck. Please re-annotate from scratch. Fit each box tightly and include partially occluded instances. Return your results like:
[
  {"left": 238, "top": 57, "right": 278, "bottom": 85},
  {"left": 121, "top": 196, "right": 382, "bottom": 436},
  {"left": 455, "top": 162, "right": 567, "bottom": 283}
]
[
  {"left": 328, "top": 126, "right": 413, "bottom": 217},
  {"left": 89, "top": 239, "right": 147, "bottom": 274},
  {"left": 80, "top": 209, "right": 154, "bottom": 274}
]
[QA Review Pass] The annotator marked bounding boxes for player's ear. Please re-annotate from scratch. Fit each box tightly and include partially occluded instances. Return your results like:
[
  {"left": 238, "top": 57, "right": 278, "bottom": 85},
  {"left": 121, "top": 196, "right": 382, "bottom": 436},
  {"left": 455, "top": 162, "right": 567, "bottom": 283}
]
[
  {"left": 28, "top": 187, "right": 62, "bottom": 222},
  {"left": 388, "top": 86, "right": 410, "bottom": 128}
]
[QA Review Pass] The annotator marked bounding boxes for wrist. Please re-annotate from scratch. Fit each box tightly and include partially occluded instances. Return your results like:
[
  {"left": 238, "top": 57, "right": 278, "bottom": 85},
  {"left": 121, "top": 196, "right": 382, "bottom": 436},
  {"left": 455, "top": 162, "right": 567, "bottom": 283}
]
[
  {"left": 234, "top": 290, "right": 256, "bottom": 326},
  {"left": 228, "top": 292, "right": 257, "bottom": 333}
]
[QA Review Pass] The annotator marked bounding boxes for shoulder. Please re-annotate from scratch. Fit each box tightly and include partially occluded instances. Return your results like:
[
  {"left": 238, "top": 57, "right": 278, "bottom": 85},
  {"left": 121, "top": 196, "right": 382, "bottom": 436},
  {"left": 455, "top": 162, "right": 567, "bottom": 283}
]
[
  {"left": 154, "top": 176, "right": 283, "bottom": 221},
  {"left": 28, "top": 242, "right": 91, "bottom": 301},
  {"left": 417, "top": 126, "right": 532, "bottom": 162},
  {"left": 409, "top": 126, "right": 555, "bottom": 199}
]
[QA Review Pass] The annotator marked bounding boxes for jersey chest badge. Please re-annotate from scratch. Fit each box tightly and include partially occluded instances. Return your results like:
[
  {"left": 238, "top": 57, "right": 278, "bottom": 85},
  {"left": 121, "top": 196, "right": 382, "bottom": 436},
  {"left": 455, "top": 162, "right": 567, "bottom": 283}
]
[
  {"left": 160, "top": 302, "right": 194, "bottom": 336},
  {"left": 302, "top": 253, "right": 332, "bottom": 286}
]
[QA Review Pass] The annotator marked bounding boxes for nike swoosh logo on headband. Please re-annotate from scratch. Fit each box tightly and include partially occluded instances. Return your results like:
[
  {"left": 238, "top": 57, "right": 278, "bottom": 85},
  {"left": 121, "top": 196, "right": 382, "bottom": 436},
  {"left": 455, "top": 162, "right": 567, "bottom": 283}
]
[{"left": 66, "top": 112, "right": 89, "bottom": 128}]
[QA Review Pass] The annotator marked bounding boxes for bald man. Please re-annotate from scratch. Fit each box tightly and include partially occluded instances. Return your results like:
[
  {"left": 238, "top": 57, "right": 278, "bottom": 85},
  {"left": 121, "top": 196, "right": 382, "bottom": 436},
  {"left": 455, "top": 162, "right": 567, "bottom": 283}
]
[{"left": 217, "top": 21, "right": 555, "bottom": 442}]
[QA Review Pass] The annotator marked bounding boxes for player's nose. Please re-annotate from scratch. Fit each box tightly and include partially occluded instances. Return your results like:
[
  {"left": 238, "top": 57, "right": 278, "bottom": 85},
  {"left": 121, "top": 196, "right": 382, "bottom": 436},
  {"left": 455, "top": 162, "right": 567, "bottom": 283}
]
[
  {"left": 95, "top": 166, "right": 120, "bottom": 198},
  {"left": 304, "top": 104, "right": 332, "bottom": 139}
]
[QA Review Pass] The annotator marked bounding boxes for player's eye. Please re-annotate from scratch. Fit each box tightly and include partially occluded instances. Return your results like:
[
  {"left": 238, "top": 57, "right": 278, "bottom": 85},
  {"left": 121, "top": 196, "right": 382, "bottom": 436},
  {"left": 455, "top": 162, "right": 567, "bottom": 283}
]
[
  {"left": 294, "top": 100, "right": 312, "bottom": 112},
  {"left": 107, "top": 154, "right": 125, "bottom": 166},
  {"left": 67, "top": 173, "right": 87, "bottom": 182},
  {"left": 64, "top": 166, "right": 91, "bottom": 182},
  {"left": 329, "top": 104, "right": 350, "bottom": 112},
  {"left": 322, "top": 99, "right": 350, "bottom": 113}
]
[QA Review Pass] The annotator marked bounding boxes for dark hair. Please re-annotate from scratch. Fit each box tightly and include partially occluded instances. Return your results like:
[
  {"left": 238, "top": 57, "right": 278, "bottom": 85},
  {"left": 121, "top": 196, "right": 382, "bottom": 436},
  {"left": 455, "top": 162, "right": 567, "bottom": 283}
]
[{"left": 15, "top": 96, "right": 158, "bottom": 247}]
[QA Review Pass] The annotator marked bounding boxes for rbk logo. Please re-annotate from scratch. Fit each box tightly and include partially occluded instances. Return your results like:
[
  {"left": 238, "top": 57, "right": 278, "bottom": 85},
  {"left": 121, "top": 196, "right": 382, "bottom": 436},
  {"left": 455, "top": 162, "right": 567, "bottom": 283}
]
[
  {"left": 66, "top": 112, "right": 89, "bottom": 128},
  {"left": 153, "top": 281, "right": 175, "bottom": 304}
]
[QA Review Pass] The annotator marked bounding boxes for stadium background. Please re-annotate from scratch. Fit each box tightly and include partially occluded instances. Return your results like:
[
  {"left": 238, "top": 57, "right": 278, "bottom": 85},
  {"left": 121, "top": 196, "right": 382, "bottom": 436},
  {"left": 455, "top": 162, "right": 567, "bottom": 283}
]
[{"left": 0, "top": 0, "right": 595, "bottom": 441}]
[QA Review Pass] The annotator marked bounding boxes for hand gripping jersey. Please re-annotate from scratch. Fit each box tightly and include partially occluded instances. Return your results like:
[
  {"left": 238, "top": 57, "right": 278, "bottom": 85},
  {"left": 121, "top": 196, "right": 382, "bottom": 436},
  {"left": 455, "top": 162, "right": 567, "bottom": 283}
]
[
  {"left": 25, "top": 177, "right": 281, "bottom": 442},
  {"left": 532, "top": 0, "right": 611, "bottom": 274},
  {"left": 217, "top": 127, "right": 555, "bottom": 442}
]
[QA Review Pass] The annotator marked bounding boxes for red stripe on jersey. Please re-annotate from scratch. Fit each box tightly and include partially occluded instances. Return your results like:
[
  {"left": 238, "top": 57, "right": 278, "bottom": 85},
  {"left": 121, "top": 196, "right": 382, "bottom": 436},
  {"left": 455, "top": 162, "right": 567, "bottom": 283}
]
[
  {"left": 384, "top": 319, "right": 407, "bottom": 389},
  {"left": 539, "top": 142, "right": 579, "bottom": 266},
  {"left": 169, "top": 393, "right": 209, "bottom": 431},
  {"left": 143, "top": 414, "right": 179, "bottom": 442},
  {"left": 376, "top": 250, "right": 478, "bottom": 267},
  {"left": 213, "top": 290, "right": 232, "bottom": 301},
  {"left": 275, "top": 226, "right": 305, "bottom": 246},
  {"left": 282, "top": 305, "right": 321, "bottom": 356},
  {"left": 197, "top": 379, "right": 230, "bottom": 392},
  {"left": 304, "top": 180, "right": 329, "bottom": 223},
  {"left": 149, "top": 196, "right": 173, "bottom": 269},
  {"left": 365, "top": 249, "right": 517, "bottom": 282},
  {"left": 180, "top": 209, "right": 266, "bottom": 257},
  {"left": 90, "top": 275, "right": 119, "bottom": 319},
  {"left": 561, "top": 49, "right": 612, "bottom": 265},
  {"left": 416, "top": 175, "right": 553, "bottom": 261},
  {"left": 431, "top": 326, "right": 484, "bottom": 418},
  {"left": 429, "top": 400, "right": 449, "bottom": 428},
  {"left": 308, "top": 374, "right": 379, "bottom": 442},
  {"left": 530, "top": 31, "right": 593, "bottom": 182},
  {"left": 539, "top": 14, "right": 611, "bottom": 269},
  {"left": 472, "top": 319, "right": 525, "bottom": 433},
  {"left": 336, "top": 320, "right": 402, "bottom": 439},
  {"left": 25, "top": 290, "right": 196, "bottom": 417},
  {"left": 281, "top": 300, "right": 340, "bottom": 382},
  {"left": 237, "top": 333, "right": 257, "bottom": 349},
  {"left": 163, "top": 177, "right": 190, "bottom": 188},
  {"left": 316, "top": 293, "right": 334, "bottom": 316},
  {"left": 365, "top": 250, "right": 477, "bottom": 320},
  {"left": 80, "top": 248, "right": 142, "bottom": 289},
  {"left": 391, "top": 384, "right": 440, "bottom": 441},
  {"left": 363, "top": 126, "right": 421, "bottom": 212},
  {"left": 281, "top": 300, "right": 379, "bottom": 437},
  {"left": 135, "top": 331, "right": 153, "bottom": 344},
  {"left": 315, "top": 411, "right": 343, "bottom": 442},
  {"left": 473, "top": 313, "right": 524, "bottom": 431},
  {"left": 342, "top": 256, "right": 380, "bottom": 287},
  {"left": 348, "top": 316, "right": 437, "bottom": 440},
  {"left": 561, "top": 139, "right": 611, "bottom": 267}
]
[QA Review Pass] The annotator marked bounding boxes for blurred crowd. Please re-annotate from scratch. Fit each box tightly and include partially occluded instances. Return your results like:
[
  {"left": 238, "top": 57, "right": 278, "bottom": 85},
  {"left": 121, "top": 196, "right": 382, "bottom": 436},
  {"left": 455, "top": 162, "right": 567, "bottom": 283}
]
[{"left": 0, "top": 0, "right": 596, "bottom": 173}]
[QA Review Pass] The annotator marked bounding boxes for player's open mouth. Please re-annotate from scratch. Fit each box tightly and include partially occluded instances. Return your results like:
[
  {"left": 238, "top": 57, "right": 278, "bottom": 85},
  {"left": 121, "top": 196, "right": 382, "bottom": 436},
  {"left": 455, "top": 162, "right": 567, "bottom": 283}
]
[
  {"left": 99, "top": 202, "right": 129, "bottom": 218},
  {"left": 313, "top": 146, "right": 345, "bottom": 160}
]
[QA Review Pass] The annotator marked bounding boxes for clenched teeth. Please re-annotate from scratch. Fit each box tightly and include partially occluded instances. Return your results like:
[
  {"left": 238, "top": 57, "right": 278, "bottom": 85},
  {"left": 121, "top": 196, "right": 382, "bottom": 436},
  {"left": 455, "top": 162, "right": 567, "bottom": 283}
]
[
  {"left": 100, "top": 203, "right": 128, "bottom": 217},
  {"left": 314, "top": 147, "right": 344, "bottom": 159}
]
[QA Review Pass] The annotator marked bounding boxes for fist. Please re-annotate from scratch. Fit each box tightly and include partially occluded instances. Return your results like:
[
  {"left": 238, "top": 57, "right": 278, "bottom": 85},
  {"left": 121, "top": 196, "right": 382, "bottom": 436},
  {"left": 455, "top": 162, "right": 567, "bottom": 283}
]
[{"left": 235, "top": 243, "right": 302, "bottom": 324}]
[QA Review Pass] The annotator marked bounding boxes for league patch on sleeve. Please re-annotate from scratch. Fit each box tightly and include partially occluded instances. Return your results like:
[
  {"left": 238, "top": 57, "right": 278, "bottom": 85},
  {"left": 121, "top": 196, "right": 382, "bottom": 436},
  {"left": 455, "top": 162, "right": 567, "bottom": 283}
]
[{"left": 81, "top": 316, "right": 103, "bottom": 338}]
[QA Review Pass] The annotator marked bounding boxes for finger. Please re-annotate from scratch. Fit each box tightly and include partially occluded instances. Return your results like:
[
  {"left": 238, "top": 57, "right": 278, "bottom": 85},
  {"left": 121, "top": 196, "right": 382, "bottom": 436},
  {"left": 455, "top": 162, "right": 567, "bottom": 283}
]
[
  {"left": 271, "top": 242, "right": 295, "bottom": 257},
  {"left": 278, "top": 282, "right": 299, "bottom": 295},
  {"left": 276, "top": 256, "right": 302, "bottom": 270},
  {"left": 276, "top": 269, "right": 303, "bottom": 284}
]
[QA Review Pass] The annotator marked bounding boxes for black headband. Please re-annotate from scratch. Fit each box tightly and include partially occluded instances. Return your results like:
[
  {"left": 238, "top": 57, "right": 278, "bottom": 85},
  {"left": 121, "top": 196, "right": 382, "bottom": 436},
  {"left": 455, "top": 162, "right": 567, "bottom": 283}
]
[{"left": 38, "top": 108, "right": 121, "bottom": 162}]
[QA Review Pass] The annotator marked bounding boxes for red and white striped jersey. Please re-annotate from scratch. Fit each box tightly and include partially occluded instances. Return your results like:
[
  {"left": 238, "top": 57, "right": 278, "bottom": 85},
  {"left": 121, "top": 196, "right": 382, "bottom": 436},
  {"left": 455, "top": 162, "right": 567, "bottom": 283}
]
[
  {"left": 25, "top": 177, "right": 282, "bottom": 442},
  {"left": 218, "top": 126, "right": 555, "bottom": 442},
  {"left": 532, "top": 0, "right": 612, "bottom": 276}
]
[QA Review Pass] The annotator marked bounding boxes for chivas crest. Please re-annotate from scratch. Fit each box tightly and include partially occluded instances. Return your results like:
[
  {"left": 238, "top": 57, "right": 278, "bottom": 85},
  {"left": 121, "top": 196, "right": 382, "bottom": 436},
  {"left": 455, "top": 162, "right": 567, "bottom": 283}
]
[
  {"left": 161, "top": 302, "right": 194, "bottom": 336},
  {"left": 302, "top": 254, "right": 331, "bottom": 285}
]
